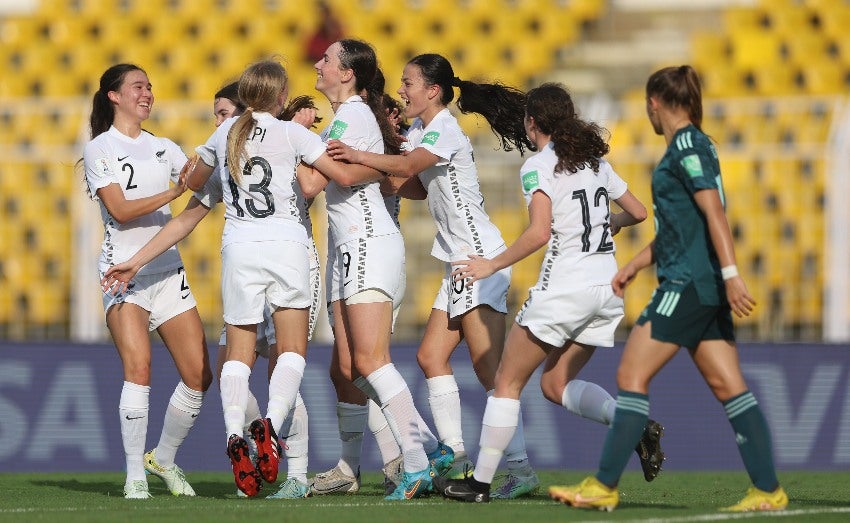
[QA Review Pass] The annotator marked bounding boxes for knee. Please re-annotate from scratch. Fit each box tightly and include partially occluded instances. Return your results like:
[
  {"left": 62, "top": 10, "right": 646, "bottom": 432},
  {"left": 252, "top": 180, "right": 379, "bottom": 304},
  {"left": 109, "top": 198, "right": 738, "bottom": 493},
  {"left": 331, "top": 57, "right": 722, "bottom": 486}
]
[{"left": 616, "top": 365, "right": 647, "bottom": 393}]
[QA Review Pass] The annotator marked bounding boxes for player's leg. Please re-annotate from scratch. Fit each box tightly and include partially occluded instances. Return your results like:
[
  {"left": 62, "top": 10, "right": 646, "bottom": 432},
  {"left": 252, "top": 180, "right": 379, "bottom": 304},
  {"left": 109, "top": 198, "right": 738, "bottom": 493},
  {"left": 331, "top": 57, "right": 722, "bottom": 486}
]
[
  {"left": 107, "top": 302, "right": 154, "bottom": 499},
  {"left": 691, "top": 338, "right": 786, "bottom": 511}
]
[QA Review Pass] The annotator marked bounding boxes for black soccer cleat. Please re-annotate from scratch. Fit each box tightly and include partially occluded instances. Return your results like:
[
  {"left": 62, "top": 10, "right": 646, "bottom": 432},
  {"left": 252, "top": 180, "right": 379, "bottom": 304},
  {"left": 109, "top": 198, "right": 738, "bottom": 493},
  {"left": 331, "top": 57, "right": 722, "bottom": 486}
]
[
  {"left": 635, "top": 418, "right": 665, "bottom": 482},
  {"left": 433, "top": 474, "right": 490, "bottom": 503}
]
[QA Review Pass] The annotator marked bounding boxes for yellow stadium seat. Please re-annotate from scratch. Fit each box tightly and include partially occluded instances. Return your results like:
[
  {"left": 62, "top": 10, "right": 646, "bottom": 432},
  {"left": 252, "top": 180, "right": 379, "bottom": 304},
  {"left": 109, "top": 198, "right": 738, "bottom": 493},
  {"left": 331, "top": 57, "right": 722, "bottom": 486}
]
[
  {"left": 691, "top": 33, "right": 731, "bottom": 70},
  {"left": 730, "top": 32, "right": 783, "bottom": 69}
]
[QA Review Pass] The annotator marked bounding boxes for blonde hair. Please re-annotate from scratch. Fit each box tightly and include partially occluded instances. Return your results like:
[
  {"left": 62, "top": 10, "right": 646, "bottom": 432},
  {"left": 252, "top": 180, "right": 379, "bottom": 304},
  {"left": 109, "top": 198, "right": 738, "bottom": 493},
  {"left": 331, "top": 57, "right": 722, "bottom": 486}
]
[{"left": 226, "top": 60, "right": 288, "bottom": 184}]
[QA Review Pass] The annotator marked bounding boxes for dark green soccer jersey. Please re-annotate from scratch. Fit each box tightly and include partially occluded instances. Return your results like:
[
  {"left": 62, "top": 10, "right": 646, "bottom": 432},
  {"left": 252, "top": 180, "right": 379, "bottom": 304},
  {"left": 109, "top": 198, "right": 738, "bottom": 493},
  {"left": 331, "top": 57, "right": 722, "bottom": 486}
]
[{"left": 651, "top": 124, "right": 726, "bottom": 306}]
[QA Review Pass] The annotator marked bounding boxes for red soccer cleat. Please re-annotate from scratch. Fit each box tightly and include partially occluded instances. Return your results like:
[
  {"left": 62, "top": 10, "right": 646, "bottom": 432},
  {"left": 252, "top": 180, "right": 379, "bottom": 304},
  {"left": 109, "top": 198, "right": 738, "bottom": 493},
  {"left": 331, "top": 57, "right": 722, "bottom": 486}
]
[
  {"left": 249, "top": 418, "right": 281, "bottom": 483},
  {"left": 227, "top": 434, "right": 262, "bottom": 497}
]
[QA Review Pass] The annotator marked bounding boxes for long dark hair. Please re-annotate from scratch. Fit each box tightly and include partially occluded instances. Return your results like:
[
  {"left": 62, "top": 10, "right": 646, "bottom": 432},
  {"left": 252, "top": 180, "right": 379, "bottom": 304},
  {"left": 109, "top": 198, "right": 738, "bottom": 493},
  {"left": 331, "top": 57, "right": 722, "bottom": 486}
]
[
  {"left": 646, "top": 65, "right": 703, "bottom": 131},
  {"left": 407, "top": 53, "right": 532, "bottom": 154},
  {"left": 526, "top": 83, "right": 609, "bottom": 173},
  {"left": 337, "top": 39, "right": 402, "bottom": 155},
  {"left": 279, "top": 95, "right": 323, "bottom": 129},
  {"left": 89, "top": 63, "right": 145, "bottom": 139}
]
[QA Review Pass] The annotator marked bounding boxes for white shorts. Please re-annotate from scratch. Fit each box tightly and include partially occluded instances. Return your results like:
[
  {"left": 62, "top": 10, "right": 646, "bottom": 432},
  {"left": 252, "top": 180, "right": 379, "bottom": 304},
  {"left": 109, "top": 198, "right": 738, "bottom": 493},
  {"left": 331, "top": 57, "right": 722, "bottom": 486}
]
[
  {"left": 222, "top": 240, "right": 311, "bottom": 326},
  {"left": 516, "top": 281, "right": 624, "bottom": 348},
  {"left": 101, "top": 266, "right": 197, "bottom": 331},
  {"left": 219, "top": 241, "right": 321, "bottom": 355},
  {"left": 326, "top": 234, "right": 405, "bottom": 304},
  {"left": 434, "top": 247, "right": 510, "bottom": 319}
]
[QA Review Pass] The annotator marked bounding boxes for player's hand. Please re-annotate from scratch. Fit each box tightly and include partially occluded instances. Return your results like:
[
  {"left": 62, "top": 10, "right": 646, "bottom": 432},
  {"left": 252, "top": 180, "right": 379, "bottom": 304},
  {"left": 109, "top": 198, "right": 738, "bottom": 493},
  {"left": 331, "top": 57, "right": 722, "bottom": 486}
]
[
  {"left": 611, "top": 263, "right": 638, "bottom": 297},
  {"left": 326, "top": 139, "right": 358, "bottom": 163},
  {"left": 179, "top": 155, "right": 200, "bottom": 194},
  {"left": 724, "top": 276, "right": 756, "bottom": 317},
  {"left": 292, "top": 107, "right": 317, "bottom": 129},
  {"left": 101, "top": 262, "right": 140, "bottom": 295},
  {"left": 450, "top": 255, "right": 495, "bottom": 286}
]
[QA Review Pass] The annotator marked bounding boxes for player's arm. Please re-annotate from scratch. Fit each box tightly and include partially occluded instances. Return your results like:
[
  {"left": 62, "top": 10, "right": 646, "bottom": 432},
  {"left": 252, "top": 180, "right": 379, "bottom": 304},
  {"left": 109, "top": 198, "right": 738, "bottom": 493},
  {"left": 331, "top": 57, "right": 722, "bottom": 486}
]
[
  {"left": 101, "top": 197, "right": 212, "bottom": 294},
  {"left": 310, "top": 151, "right": 384, "bottom": 186},
  {"left": 97, "top": 156, "right": 195, "bottom": 223},
  {"left": 186, "top": 157, "right": 214, "bottom": 192},
  {"left": 694, "top": 188, "right": 755, "bottom": 317},
  {"left": 451, "top": 190, "right": 552, "bottom": 286},
  {"left": 610, "top": 189, "right": 648, "bottom": 235},
  {"left": 612, "top": 240, "right": 655, "bottom": 297},
  {"left": 326, "top": 140, "right": 440, "bottom": 178},
  {"left": 380, "top": 174, "right": 427, "bottom": 200},
  {"left": 296, "top": 163, "right": 330, "bottom": 199}
]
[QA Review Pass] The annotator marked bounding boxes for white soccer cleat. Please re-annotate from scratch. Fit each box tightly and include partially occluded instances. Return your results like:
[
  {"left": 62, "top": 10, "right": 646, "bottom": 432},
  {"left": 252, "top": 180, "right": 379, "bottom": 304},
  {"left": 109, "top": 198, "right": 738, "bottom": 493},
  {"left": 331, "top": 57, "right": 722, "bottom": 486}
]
[
  {"left": 309, "top": 465, "right": 361, "bottom": 495},
  {"left": 144, "top": 449, "right": 196, "bottom": 496},
  {"left": 124, "top": 479, "right": 152, "bottom": 499}
]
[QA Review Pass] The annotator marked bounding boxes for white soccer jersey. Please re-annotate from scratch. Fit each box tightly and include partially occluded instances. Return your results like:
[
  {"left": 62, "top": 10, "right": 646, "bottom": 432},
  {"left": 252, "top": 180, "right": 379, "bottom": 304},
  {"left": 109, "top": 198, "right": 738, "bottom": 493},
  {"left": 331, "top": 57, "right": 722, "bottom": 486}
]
[
  {"left": 320, "top": 95, "right": 400, "bottom": 247},
  {"left": 406, "top": 108, "right": 505, "bottom": 262},
  {"left": 196, "top": 112, "right": 326, "bottom": 249},
  {"left": 519, "top": 143, "right": 628, "bottom": 285},
  {"left": 84, "top": 126, "right": 187, "bottom": 276}
]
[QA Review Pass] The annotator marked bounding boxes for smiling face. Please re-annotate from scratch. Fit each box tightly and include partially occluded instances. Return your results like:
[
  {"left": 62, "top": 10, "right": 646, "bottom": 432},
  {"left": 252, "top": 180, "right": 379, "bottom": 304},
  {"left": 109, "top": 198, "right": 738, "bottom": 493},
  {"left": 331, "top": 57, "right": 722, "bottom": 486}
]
[
  {"left": 397, "top": 62, "right": 437, "bottom": 120},
  {"left": 314, "top": 41, "right": 344, "bottom": 95},
  {"left": 213, "top": 97, "right": 239, "bottom": 127},
  {"left": 108, "top": 69, "right": 153, "bottom": 124}
]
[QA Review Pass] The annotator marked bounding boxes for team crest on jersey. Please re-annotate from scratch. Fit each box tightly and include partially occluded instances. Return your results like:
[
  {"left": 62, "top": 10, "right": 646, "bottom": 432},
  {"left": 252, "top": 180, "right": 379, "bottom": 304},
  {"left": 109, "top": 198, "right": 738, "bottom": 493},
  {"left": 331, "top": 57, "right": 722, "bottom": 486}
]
[
  {"left": 155, "top": 149, "right": 167, "bottom": 163},
  {"left": 681, "top": 154, "right": 703, "bottom": 179},
  {"left": 95, "top": 157, "right": 113, "bottom": 178},
  {"left": 328, "top": 120, "right": 349, "bottom": 139},
  {"left": 421, "top": 131, "right": 440, "bottom": 145},
  {"left": 522, "top": 170, "right": 539, "bottom": 192}
]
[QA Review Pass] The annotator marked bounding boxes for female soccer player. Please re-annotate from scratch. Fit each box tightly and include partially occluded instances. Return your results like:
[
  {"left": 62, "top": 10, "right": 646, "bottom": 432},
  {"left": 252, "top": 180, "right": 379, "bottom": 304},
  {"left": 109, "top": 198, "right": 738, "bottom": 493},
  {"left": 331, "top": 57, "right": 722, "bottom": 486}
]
[
  {"left": 300, "top": 39, "right": 437, "bottom": 501},
  {"left": 547, "top": 66, "right": 787, "bottom": 513},
  {"left": 83, "top": 63, "right": 212, "bottom": 499},
  {"left": 326, "top": 53, "right": 538, "bottom": 497},
  {"left": 432, "top": 83, "right": 648, "bottom": 503}
]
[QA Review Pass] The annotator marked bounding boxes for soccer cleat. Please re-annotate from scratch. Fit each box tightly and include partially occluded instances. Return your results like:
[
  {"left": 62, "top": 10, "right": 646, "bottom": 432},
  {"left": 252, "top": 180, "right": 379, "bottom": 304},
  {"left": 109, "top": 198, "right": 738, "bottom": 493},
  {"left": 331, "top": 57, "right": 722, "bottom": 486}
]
[
  {"left": 385, "top": 467, "right": 434, "bottom": 500},
  {"left": 381, "top": 454, "right": 404, "bottom": 496},
  {"left": 433, "top": 474, "right": 490, "bottom": 503},
  {"left": 143, "top": 448, "right": 196, "bottom": 496},
  {"left": 635, "top": 419, "right": 665, "bottom": 482},
  {"left": 309, "top": 465, "right": 361, "bottom": 495},
  {"left": 249, "top": 418, "right": 281, "bottom": 483},
  {"left": 490, "top": 469, "right": 540, "bottom": 499},
  {"left": 123, "top": 479, "right": 152, "bottom": 499},
  {"left": 267, "top": 477, "right": 310, "bottom": 499},
  {"left": 548, "top": 476, "right": 619, "bottom": 512},
  {"left": 427, "top": 441, "right": 455, "bottom": 476},
  {"left": 445, "top": 451, "right": 475, "bottom": 480},
  {"left": 721, "top": 486, "right": 788, "bottom": 512},
  {"left": 227, "top": 434, "right": 262, "bottom": 497}
]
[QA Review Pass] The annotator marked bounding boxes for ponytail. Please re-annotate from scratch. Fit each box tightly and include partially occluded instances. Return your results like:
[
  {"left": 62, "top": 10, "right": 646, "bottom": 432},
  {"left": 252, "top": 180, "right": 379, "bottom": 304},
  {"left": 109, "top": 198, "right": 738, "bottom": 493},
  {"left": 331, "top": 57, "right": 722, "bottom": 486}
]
[
  {"left": 646, "top": 65, "right": 703, "bottom": 131},
  {"left": 408, "top": 53, "right": 532, "bottom": 154}
]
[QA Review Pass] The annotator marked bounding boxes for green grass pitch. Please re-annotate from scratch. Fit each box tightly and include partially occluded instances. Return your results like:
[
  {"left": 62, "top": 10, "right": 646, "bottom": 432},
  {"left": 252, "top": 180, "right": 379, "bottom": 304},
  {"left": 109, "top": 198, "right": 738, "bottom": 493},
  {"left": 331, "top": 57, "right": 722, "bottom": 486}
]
[{"left": 0, "top": 471, "right": 847, "bottom": 523}]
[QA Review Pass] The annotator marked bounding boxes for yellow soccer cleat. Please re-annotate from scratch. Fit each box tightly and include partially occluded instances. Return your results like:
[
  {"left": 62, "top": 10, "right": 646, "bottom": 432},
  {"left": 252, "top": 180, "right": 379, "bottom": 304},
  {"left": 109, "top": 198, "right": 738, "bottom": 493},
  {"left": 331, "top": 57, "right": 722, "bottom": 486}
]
[
  {"left": 721, "top": 486, "right": 788, "bottom": 512},
  {"left": 548, "top": 476, "right": 619, "bottom": 512}
]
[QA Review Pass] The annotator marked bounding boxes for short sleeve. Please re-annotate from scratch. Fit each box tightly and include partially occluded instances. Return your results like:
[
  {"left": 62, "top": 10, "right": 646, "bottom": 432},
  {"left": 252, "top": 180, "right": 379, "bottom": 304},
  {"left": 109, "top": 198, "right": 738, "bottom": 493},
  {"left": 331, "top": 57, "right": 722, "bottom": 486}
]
[
  {"left": 600, "top": 160, "right": 628, "bottom": 200},
  {"left": 83, "top": 140, "right": 118, "bottom": 200},
  {"left": 676, "top": 132, "right": 720, "bottom": 192},
  {"left": 288, "top": 124, "right": 327, "bottom": 165},
  {"left": 519, "top": 156, "right": 552, "bottom": 206},
  {"left": 414, "top": 117, "right": 456, "bottom": 162},
  {"left": 195, "top": 125, "right": 224, "bottom": 170},
  {"left": 163, "top": 138, "right": 189, "bottom": 184}
]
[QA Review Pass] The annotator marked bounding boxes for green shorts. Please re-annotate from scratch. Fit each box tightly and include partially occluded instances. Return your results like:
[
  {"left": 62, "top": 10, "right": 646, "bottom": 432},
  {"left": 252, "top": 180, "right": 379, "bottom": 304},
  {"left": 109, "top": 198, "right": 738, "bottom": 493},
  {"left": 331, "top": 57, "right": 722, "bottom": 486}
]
[{"left": 636, "top": 281, "right": 734, "bottom": 349}]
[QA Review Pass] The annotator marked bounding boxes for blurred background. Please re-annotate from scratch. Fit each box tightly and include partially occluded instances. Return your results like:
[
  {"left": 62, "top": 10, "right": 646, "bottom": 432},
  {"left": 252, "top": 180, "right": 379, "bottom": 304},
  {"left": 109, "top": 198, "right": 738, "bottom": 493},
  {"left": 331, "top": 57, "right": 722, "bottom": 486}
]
[{"left": 1, "top": 0, "right": 849, "bottom": 345}]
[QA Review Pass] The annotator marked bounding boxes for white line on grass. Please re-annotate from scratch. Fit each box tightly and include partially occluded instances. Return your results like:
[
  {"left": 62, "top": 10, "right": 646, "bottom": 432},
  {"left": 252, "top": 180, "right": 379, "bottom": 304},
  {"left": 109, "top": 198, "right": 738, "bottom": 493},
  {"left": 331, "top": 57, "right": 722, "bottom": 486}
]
[{"left": 572, "top": 507, "right": 850, "bottom": 523}]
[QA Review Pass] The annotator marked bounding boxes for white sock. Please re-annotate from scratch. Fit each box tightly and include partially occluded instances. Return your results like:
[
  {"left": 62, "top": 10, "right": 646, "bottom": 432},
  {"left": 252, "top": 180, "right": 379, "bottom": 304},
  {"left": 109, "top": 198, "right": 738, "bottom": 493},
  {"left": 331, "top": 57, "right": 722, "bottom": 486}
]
[
  {"left": 242, "top": 390, "right": 262, "bottom": 436},
  {"left": 360, "top": 375, "right": 437, "bottom": 455},
  {"left": 416, "top": 411, "right": 439, "bottom": 454},
  {"left": 427, "top": 374, "right": 464, "bottom": 453},
  {"left": 281, "top": 392, "right": 309, "bottom": 483},
  {"left": 474, "top": 396, "right": 520, "bottom": 485},
  {"left": 353, "top": 375, "right": 379, "bottom": 404},
  {"left": 336, "top": 402, "right": 368, "bottom": 477},
  {"left": 220, "top": 360, "right": 252, "bottom": 440},
  {"left": 561, "top": 379, "right": 616, "bottom": 425},
  {"left": 487, "top": 389, "right": 529, "bottom": 467},
  {"left": 368, "top": 399, "right": 400, "bottom": 466},
  {"left": 267, "top": 352, "right": 306, "bottom": 434},
  {"left": 155, "top": 381, "right": 204, "bottom": 467},
  {"left": 367, "top": 364, "right": 429, "bottom": 472},
  {"left": 119, "top": 381, "right": 150, "bottom": 482}
]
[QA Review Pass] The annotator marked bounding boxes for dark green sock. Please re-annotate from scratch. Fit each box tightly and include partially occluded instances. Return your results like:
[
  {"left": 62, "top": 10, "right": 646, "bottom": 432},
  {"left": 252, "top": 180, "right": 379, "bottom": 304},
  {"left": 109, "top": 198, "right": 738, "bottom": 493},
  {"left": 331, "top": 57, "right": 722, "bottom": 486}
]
[
  {"left": 596, "top": 390, "right": 649, "bottom": 488},
  {"left": 724, "top": 391, "right": 779, "bottom": 492}
]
